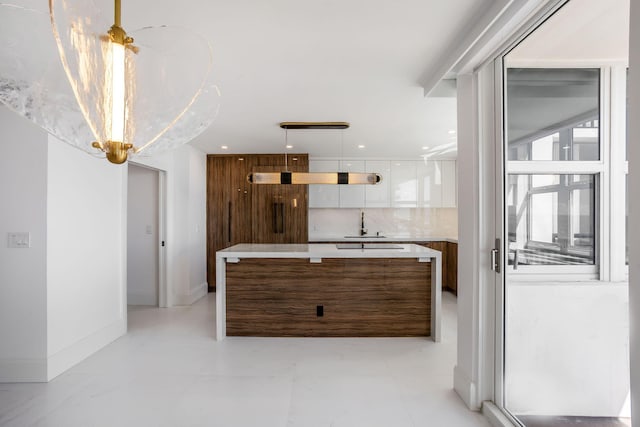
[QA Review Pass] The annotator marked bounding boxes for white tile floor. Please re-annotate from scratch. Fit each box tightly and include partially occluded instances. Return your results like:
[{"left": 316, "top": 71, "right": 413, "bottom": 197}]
[{"left": 0, "top": 292, "right": 490, "bottom": 427}]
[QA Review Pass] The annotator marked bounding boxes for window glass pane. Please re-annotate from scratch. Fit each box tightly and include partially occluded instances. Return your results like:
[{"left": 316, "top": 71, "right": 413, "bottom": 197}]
[
  {"left": 507, "top": 174, "right": 596, "bottom": 266},
  {"left": 507, "top": 68, "right": 600, "bottom": 161}
]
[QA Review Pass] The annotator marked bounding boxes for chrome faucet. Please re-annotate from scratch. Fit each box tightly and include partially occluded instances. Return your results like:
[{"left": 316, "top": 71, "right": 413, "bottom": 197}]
[{"left": 360, "top": 211, "right": 368, "bottom": 236}]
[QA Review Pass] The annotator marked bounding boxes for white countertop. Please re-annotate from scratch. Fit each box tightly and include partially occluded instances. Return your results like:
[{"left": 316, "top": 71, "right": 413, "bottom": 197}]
[
  {"left": 308, "top": 236, "right": 458, "bottom": 244},
  {"left": 217, "top": 243, "right": 441, "bottom": 261}
]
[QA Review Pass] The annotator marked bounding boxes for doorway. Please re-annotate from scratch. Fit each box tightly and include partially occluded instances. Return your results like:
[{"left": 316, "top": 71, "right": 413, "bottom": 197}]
[
  {"left": 127, "top": 163, "right": 164, "bottom": 307},
  {"left": 496, "top": 0, "right": 631, "bottom": 425}
]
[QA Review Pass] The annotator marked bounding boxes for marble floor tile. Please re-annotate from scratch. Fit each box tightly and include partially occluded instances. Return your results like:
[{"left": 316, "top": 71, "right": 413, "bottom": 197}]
[{"left": 0, "top": 291, "right": 489, "bottom": 427}]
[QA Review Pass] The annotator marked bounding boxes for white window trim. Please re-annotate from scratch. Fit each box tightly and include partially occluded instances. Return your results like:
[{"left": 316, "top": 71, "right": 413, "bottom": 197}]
[{"left": 505, "top": 66, "right": 629, "bottom": 282}]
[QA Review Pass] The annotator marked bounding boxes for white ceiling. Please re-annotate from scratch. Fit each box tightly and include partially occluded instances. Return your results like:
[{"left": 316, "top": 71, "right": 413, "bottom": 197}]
[
  {"left": 506, "top": 0, "right": 629, "bottom": 64},
  {"left": 121, "top": 0, "right": 496, "bottom": 159}
]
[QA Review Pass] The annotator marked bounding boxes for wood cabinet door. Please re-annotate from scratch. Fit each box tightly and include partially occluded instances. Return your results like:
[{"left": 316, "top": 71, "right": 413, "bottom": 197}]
[
  {"left": 250, "top": 154, "right": 308, "bottom": 244},
  {"left": 228, "top": 156, "right": 253, "bottom": 244},
  {"left": 208, "top": 154, "right": 309, "bottom": 288},
  {"left": 446, "top": 242, "right": 458, "bottom": 294},
  {"left": 207, "top": 156, "right": 231, "bottom": 289}
]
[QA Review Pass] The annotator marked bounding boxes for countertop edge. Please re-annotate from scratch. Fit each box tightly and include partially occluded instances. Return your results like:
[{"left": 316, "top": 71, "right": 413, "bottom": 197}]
[
  {"left": 308, "top": 236, "right": 458, "bottom": 244},
  {"left": 216, "top": 243, "right": 442, "bottom": 260}
]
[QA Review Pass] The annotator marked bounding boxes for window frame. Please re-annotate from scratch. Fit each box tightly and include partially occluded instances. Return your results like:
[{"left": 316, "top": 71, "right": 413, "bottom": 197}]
[{"left": 504, "top": 65, "right": 628, "bottom": 281}]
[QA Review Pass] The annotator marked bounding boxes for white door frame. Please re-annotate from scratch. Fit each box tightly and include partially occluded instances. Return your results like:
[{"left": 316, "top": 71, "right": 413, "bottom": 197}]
[
  {"left": 158, "top": 169, "right": 168, "bottom": 308},
  {"left": 452, "top": 0, "right": 640, "bottom": 425},
  {"left": 128, "top": 162, "right": 169, "bottom": 308}
]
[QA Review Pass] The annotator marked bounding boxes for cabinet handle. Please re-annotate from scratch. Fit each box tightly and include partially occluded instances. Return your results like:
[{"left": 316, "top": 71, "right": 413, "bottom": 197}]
[
  {"left": 228, "top": 202, "right": 232, "bottom": 243},
  {"left": 279, "top": 202, "right": 285, "bottom": 234},
  {"left": 272, "top": 202, "right": 285, "bottom": 234},
  {"left": 272, "top": 202, "right": 278, "bottom": 234}
]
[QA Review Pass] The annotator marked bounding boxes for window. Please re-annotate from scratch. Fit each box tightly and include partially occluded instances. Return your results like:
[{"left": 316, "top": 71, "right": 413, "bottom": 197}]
[
  {"left": 508, "top": 174, "right": 596, "bottom": 267},
  {"left": 507, "top": 68, "right": 600, "bottom": 162},
  {"left": 506, "top": 68, "right": 604, "bottom": 276}
]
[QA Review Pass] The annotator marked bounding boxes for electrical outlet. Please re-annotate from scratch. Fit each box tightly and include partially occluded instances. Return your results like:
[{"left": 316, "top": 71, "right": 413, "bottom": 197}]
[{"left": 8, "top": 232, "right": 30, "bottom": 248}]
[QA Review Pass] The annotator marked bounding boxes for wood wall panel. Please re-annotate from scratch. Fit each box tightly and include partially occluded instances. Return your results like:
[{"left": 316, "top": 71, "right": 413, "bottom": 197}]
[
  {"left": 446, "top": 242, "right": 458, "bottom": 295},
  {"left": 250, "top": 155, "right": 308, "bottom": 244},
  {"left": 225, "top": 258, "right": 431, "bottom": 337},
  {"left": 206, "top": 156, "right": 230, "bottom": 290},
  {"left": 207, "top": 154, "right": 309, "bottom": 290}
]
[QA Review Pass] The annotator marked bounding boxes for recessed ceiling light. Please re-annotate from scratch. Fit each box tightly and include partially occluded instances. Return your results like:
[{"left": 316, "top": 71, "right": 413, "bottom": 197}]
[
  {"left": 221, "top": 145, "right": 228, "bottom": 150},
  {"left": 358, "top": 145, "right": 365, "bottom": 149},
  {"left": 286, "top": 145, "right": 293, "bottom": 149},
  {"left": 448, "top": 130, "right": 456, "bottom": 134},
  {"left": 422, "top": 146, "right": 429, "bottom": 150}
]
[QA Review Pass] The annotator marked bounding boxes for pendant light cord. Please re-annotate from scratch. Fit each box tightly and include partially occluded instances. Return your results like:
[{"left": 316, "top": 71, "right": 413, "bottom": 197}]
[{"left": 284, "top": 127, "right": 289, "bottom": 172}]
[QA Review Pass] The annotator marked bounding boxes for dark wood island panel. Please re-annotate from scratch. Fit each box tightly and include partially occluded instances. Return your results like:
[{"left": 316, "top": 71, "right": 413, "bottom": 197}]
[{"left": 225, "top": 258, "right": 431, "bottom": 337}]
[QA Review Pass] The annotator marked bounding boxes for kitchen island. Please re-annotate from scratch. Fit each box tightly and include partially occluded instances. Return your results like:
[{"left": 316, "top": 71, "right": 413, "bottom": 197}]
[{"left": 215, "top": 243, "right": 441, "bottom": 341}]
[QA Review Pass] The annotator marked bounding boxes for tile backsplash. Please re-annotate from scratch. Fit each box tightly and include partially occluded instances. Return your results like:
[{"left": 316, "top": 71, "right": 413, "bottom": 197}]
[{"left": 309, "top": 208, "right": 458, "bottom": 239}]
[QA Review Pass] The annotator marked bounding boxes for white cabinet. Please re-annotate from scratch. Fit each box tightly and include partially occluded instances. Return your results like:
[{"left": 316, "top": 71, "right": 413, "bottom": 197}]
[
  {"left": 365, "top": 160, "right": 390, "bottom": 207},
  {"left": 390, "top": 161, "right": 417, "bottom": 207},
  {"left": 339, "top": 160, "right": 365, "bottom": 208},
  {"left": 417, "top": 161, "right": 442, "bottom": 207},
  {"left": 309, "top": 159, "right": 456, "bottom": 209},
  {"left": 309, "top": 160, "right": 340, "bottom": 208},
  {"left": 440, "top": 160, "right": 457, "bottom": 207},
  {"left": 417, "top": 160, "right": 457, "bottom": 208}
]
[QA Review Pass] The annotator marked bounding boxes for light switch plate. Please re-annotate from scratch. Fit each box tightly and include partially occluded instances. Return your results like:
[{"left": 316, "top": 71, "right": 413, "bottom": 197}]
[{"left": 8, "top": 232, "right": 30, "bottom": 248}]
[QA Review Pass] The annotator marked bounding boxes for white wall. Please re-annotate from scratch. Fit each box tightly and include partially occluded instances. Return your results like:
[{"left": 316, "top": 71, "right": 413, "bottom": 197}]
[
  {"left": 628, "top": 0, "right": 639, "bottom": 423},
  {"left": 0, "top": 104, "right": 208, "bottom": 382},
  {"left": 505, "top": 283, "right": 630, "bottom": 417},
  {"left": 0, "top": 108, "right": 49, "bottom": 382},
  {"left": 127, "top": 164, "right": 159, "bottom": 306},
  {"left": 134, "top": 144, "right": 208, "bottom": 306},
  {"left": 46, "top": 137, "right": 127, "bottom": 380},
  {"left": 186, "top": 147, "right": 207, "bottom": 300},
  {"left": 309, "top": 208, "right": 458, "bottom": 240},
  {"left": 454, "top": 73, "right": 483, "bottom": 409}
]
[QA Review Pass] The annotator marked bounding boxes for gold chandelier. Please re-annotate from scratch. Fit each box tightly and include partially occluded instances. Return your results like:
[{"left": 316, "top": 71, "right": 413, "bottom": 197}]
[{"left": 0, "top": 0, "right": 220, "bottom": 164}]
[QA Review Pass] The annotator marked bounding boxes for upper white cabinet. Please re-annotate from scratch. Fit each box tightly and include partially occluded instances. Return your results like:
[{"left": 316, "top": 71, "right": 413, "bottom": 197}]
[
  {"left": 417, "top": 161, "right": 442, "bottom": 207},
  {"left": 365, "top": 160, "right": 390, "bottom": 207},
  {"left": 440, "top": 160, "right": 457, "bottom": 207},
  {"left": 309, "top": 160, "right": 340, "bottom": 208},
  {"left": 339, "top": 160, "right": 365, "bottom": 208},
  {"left": 308, "top": 159, "right": 456, "bottom": 208},
  {"left": 416, "top": 160, "right": 457, "bottom": 207},
  {"left": 390, "top": 161, "right": 417, "bottom": 207}
]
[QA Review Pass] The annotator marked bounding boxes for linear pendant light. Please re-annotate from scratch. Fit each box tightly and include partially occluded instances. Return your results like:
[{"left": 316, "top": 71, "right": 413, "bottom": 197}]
[
  {"left": 247, "top": 171, "right": 382, "bottom": 185},
  {"left": 247, "top": 122, "right": 383, "bottom": 185}
]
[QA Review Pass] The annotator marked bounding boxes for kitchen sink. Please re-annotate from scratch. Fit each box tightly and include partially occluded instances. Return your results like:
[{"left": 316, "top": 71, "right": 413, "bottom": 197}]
[{"left": 343, "top": 235, "right": 386, "bottom": 238}]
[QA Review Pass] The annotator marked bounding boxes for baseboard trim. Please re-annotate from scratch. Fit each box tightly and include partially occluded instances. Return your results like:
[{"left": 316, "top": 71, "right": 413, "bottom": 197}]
[
  {"left": 0, "top": 358, "right": 47, "bottom": 382},
  {"left": 47, "top": 317, "right": 126, "bottom": 381},
  {"left": 173, "top": 282, "right": 208, "bottom": 306},
  {"left": 454, "top": 364, "right": 479, "bottom": 410},
  {"left": 127, "top": 290, "right": 157, "bottom": 306},
  {"left": 483, "top": 401, "right": 517, "bottom": 427}
]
